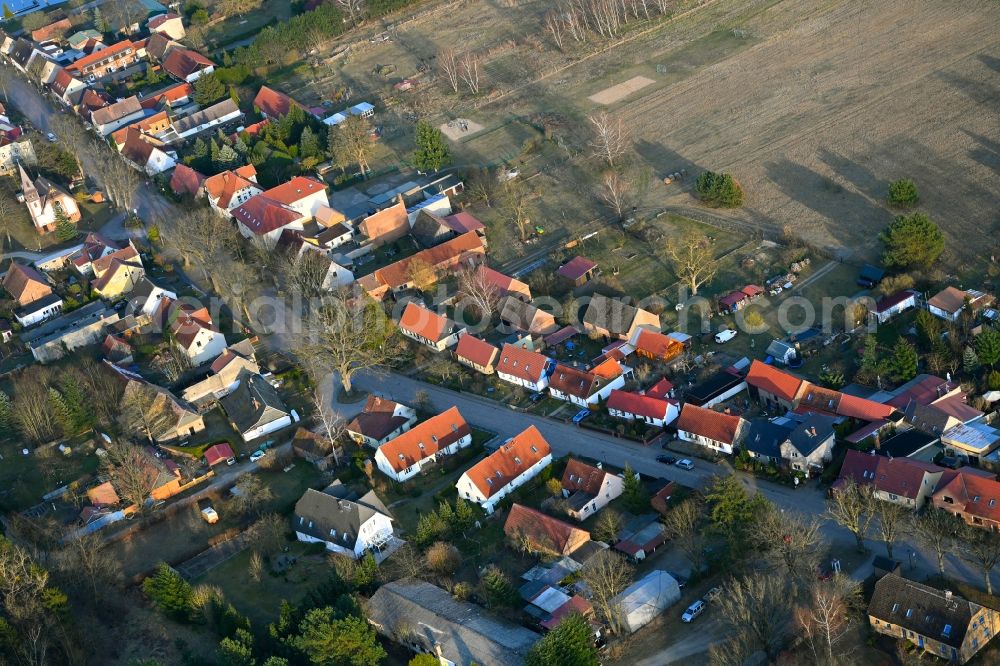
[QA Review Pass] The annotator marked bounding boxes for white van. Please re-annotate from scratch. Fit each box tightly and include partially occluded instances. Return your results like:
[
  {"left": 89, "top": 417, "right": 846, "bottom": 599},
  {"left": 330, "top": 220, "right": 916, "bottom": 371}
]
[
  {"left": 681, "top": 600, "right": 706, "bottom": 623},
  {"left": 714, "top": 329, "right": 738, "bottom": 344}
]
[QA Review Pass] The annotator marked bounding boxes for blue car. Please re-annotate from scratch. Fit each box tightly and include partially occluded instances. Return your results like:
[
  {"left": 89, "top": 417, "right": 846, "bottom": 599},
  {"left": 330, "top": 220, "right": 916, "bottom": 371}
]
[{"left": 572, "top": 409, "right": 591, "bottom": 424}]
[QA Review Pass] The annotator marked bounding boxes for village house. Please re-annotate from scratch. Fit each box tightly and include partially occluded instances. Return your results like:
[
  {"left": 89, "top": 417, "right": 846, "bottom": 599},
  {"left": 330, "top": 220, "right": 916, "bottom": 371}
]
[
  {"left": 582, "top": 294, "right": 660, "bottom": 341},
  {"left": 357, "top": 198, "right": 409, "bottom": 246},
  {"left": 367, "top": 579, "right": 540, "bottom": 666},
  {"left": 872, "top": 290, "right": 919, "bottom": 324},
  {"left": 263, "top": 176, "right": 329, "bottom": 222},
  {"left": 106, "top": 362, "right": 205, "bottom": 442},
  {"left": 496, "top": 343, "right": 554, "bottom": 392},
  {"left": 926, "top": 286, "right": 992, "bottom": 322},
  {"left": 868, "top": 574, "right": 1000, "bottom": 664},
  {"left": 835, "top": 450, "right": 948, "bottom": 509},
  {"left": 17, "top": 163, "right": 80, "bottom": 234},
  {"left": 630, "top": 327, "right": 685, "bottom": 364},
  {"left": 124, "top": 276, "right": 176, "bottom": 318},
  {"left": 140, "top": 81, "right": 193, "bottom": 111},
  {"left": 456, "top": 425, "right": 552, "bottom": 514},
  {"left": 118, "top": 128, "right": 175, "bottom": 176},
  {"left": 3, "top": 262, "right": 52, "bottom": 307},
  {"left": 397, "top": 301, "right": 464, "bottom": 351},
  {"left": 111, "top": 111, "right": 172, "bottom": 148},
  {"left": 779, "top": 414, "right": 837, "bottom": 476},
  {"left": 0, "top": 137, "right": 35, "bottom": 176},
  {"left": 232, "top": 195, "right": 305, "bottom": 248},
  {"left": 162, "top": 302, "right": 227, "bottom": 365},
  {"left": 547, "top": 361, "right": 626, "bottom": 408},
  {"left": 90, "top": 96, "right": 145, "bottom": 136},
  {"left": 294, "top": 483, "right": 395, "bottom": 560},
  {"left": 454, "top": 334, "right": 500, "bottom": 374},
  {"left": 15, "top": 292, "right": 63, "bottom": 328},
  {"left": 161, "top": 46, "right": 215, "bottom": 82},
  {"left": 166, "top": 98, "right": 242, "bottom": 143},
  {"left": 499, "top": 295, "right": 560, "bottom": 336},
  {"left": 374, "top": 406, "right": 471, "bottom": 482},
  {"left": 346, "top": 396, "right": 418, "bottom": 448},
  {"left": 745, "top": 360, "right": 806, "bottom": 412},
  {"left": 606, "top": 390, "right": 678, "bottom": 427},
  {"left": 203, "top": 165, "right": 262, "bottom": 215},
  {"left": 180, "top": 340, "right": 259, "bottom": 406},
  {"left": 556, "top": 256, "right": 598, "bottom": 287},
  {"left": 220, "top": 373, "right": 293, "bottom": 442},
  {"left": 476, "top": 264, "right": 531, "bottom": 300},
  {"left": 504, "top": 503, "right": 592, "bottom": 556},
  {"left": 254, "top": 85, "right": 304, "bottom": 119},
  {"left": 932, "top": 468, "right": 1000, "bottom": 530},
  {"left": 902, "top": 400, "right": 964, "bottom": 437},
  {"left": 65, "top": 39, "right": 140, "bottom": 80},
  {"left": 357, "top": 231, "right": 486, "bottom": 300},
  {"left": 91, "top": 254, "right": 145, "bottom": 300},
  {"left": 560, "top": 458, "right": 624, "bottom": 521},
  {"left": 147, "top": 13, "right": 185, "bottom": 40},
  {"left": 675, "top": 403, "right": 747, "bottom": 455},
  {"left": 67, "top": 233, "right": 117, "bottom": 276}
]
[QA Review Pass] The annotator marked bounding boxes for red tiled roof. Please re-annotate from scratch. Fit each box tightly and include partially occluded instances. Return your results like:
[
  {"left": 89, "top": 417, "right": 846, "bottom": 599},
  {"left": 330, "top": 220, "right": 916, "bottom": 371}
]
[
  {"left": 887, "top": 375, "right": 959, "bottom": 409},
  {"left": 112, "top": 111, "right": 170, "bottom": 146},
  {"left": 120, "top": 127, "right": 161, "bottom": 165},
  {"left": 31, "top": 18, "right": 72, "bottom": 43},
  {"left": 455, "top": 334, "right": 498, "bottom": 368},
  {"left": 540, "top": 596, "right": 593, "bottom": 630},
  {"left": 676, "top": 404, "right": 743, "bottom": 445},
  {"left": 556, "top": 256, "right": 597, "bottom": 281},
  {"left": 933, "top": 394, "right": 984, "bottom": 423},
  {"left": 233, "top": 119, "right": 269, "bottom": 139},
  {"left": 561, "top": 458, "right": 609, "bottom": 496},
  {"left": 607, "top": 390, "right": 671, "bottom": 420},
  {"left": 232, "top": 195, "right": 301, "bottom": 235},
  {"left": 92, "top": 244, "right": 139, "bottom": 275},
  {"left": 379, "top": 407, "right": 470, "bottom": 473},
  {"left": 442, "top": 211, "right": 485, "bottom": 234},
  {"left": 797, "top": 384, "right": 843, "bottom": 415},
  {"left": 398, "top": 301, "right": 449, "bottom": 342},
  {"left": 549, "top": 364, "right": 599, "bottom": 400},
  {"left": 934, "top": 471, "right": 1000, "bottom": 522},
  {"left": 140, "top": 82, "right": 193, "bottom": 110},
  {"left": 162, "top": 47, "right": 214, "bottom": 79},
  {"left": 253, "top": 85, "right": 303, "bottom": 118},
  {"left": 876, "top": 290, "right": 917, "bottom": 313},
  {"left": 719, "top": 291, "right": 747, "bottom": 307},
  {"left": 204, "top": 167, "right": 259, "bottom": 208},
  {"left": 463, "top": 426, "right": 551, "bottom": 499},
  {"left": 369, "top": 232, "right": 485, "bottom": 292},
  {"left": 503, "top": 503, "right": 589, "bottom": 555},
  {"left": 477, "top": 265, "right": 529, "bottom": 298},
  {"left": 746, "top": 360, "right": 804, "bottom": 402},
  {"left": 148, "top": 13, "right": 181, "bottom": 30},
  {"left": 51, "top": 68, "right": 75, "bottom": 97},
  {"left": 264, "top": 176, "right": 326, "bottom": 205},
  {"left": 836, "top": 449, "right": 943, "bottom": 500},
  {"left": 836, "top": 393, "right": 897, "bottom": 421},
  {"left": 67, "top": 39, "right": 136, "bottom": 73},
  {"left": 204, "top": 443, "right": 235, "bottom": 466},
  {"left": 590, "top": 357, "right": 623, "bottom": 380},
  {"left": 645, "top": 378, "right": 674, "bottom": 400},
  {"left": 741, "top": 284, "right": 764, "bottom": 297},
  {"left": 497, "top": 344, "right": 550, "bottom": 383},
  {"left": 633, "top": 328, "right": 684, "bottom": 360},
  {"left": 170, "top": 164, "right": 205, "bottom": 196}
]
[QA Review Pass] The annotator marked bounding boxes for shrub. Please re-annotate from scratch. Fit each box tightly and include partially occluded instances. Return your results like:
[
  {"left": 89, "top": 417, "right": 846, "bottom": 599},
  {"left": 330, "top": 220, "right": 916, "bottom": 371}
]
[
  {"left": 880, "top": 213, "right": 945, "bottom": 268},
  {"left": 887, "top": 178, "right": 919, "bottom": 208},
  {"left": 695, "top": 171, "right": 744, "bottom": 208}
]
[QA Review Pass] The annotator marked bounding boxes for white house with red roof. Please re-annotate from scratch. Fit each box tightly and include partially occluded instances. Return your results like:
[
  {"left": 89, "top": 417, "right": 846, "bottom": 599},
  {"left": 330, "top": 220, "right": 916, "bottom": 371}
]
[
  {"left": 676, "top": 404, "right": 747, "bottom": 455},
  {"left": 547, "top": 361, "right": 626, "bottom": 408},
  {"left": 606, "top": 390, "right": 678, "bottom": 427},
  {"left": 375, "top": 407, "right": 471, "bottom": 482},
  {"left": 161, "top": 300, "right": 227, "bottom": 366},
  {"left": 203, "top": 165, "right": 262, "bottom": 215},
  {"left": 455, "top": 335, "right": 500, "bottom": 374},
  {"left": 396, "top": 301, "right": 464, "bottom": 352},
  {"left": 835, "top": 449, "right": 948, "bottom": 509},
  {"left": 560, "top": 458, "right": 624, "bottom": 521},
  {"left": 456, "top": 426, "right": 552, "bottom": 514},
  {"left": 232, "top": 195, "right": 305, "bottom": 248},
  {"left": 932, "top": 467, "right": 1000, "bottom": 530},
  {"left": 263, "top": 177, "right": 329, "bottom": 222},
  {"left": 496, "top": 343, "right": 554, "bottom": 392}
]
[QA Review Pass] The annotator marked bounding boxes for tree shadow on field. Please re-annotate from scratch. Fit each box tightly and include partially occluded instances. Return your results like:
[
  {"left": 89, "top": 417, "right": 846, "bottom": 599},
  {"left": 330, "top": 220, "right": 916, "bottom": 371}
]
[
  {"left": 935, "top": 69, "right": 1000, "bottom": 110},
  {"left": 978, "top": 54, "right": 1000, "bottom": 74},
  {"left": 634, "top": 139, "right": 707, "bottom": 180},
  {"left": 961, "top": 129, "right": 1000, "bottom": 177},
  {"left": 815, "top": 148, "right": 889, "bottom": 203},
  {"left": 763, "top": 158, "right": 890, "bottom": 235}
]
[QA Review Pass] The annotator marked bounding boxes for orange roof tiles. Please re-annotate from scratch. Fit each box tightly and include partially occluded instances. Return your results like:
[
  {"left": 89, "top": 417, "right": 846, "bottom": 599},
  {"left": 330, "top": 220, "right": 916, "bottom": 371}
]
[
  {"left": 676, "top": 404, "right": 744, "bottom": 445},
  {"left": 477, "top": 265, "right": 530, "bottom": 299},
  {"left": 745, "top": 360, "right": 804, "bottom": 402},
  {"left": 607, "top": 390, "right": 671, "bottom": 420},
  {"left": 379, "top": 407, "right": 470, "bottom": 473},
  {"left": 67, "top": 39, "right": 136, "bottom": 73},
  {"left": 463, "top": 426, "right": 551, "bottom": 499},
  {"left": 504, "top": 503, "right": 590, "bottom": 555},
  {"left": 497, "top": 344, "right": 550, "bottom": 383},
  {"left": 590, "top": 357, "right": 623, "bottom": 380},
  {"left": 633, "top": 328, "right": 685, "bottom": 360},
  {"left": 253, "top": 85, "right": 303, "bottom": 118},
  {"left": 549, "top": 364, "right": 598, "bottom": 400},
  {"left": 232, "top": 195, "right": 300, "bottom": 235},
  {"left": 455, "top": 334, "right": 498, "bottom": 368},
  {"left": 398, "top": 301, "right": 449, "bottom": 342},
  {"left": 204, "top": 167, "right": 259, "bottom": 209},
  {"left": 264, "top": 176, "right": 326, "bottom": 205}
]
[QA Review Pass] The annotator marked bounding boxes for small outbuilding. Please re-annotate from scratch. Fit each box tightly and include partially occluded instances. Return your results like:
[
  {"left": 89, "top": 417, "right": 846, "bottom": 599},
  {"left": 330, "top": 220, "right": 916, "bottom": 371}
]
[{"left": 613, "top": 570, "right": 682, "bottom": 633}]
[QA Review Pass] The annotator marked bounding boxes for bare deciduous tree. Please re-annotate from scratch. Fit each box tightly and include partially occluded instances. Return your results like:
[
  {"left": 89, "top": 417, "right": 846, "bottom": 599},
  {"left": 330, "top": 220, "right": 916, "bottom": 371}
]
[
  {"left": 597, "top": 170, "right": 634, "bottom": 221},
  {"left": 311, "top": 386, "right": 347, "bottom": 466},
  {"left": 958, "top": 523, "right": 1000, "bottom": 596},
  {"left": 661, "top": 497, "right": 705, "bottom": 572},
  {"left": 794, "top": 576, "right": 861, "bottom": 666},
  {"left": 873, "top": 498, "right": 908, "bottom": 559},
  {"left": 280, "top": 247, "right": 332, "bottom": 305},
  {"left": 663, "top": 231, "right": 717, "bottom": 296},
  {"left": 825, "top": 479, "right": 875, "bottom": 552},
  {"left": 329, "top": 115, "right": 374, "bottom": 178},
  {"left": 752, "top": 507, "right": 822, "bottom": 588},
  {"left": 459, "top": 52, "right": 481, "bottom": 94},
  {"left": 231, "top": 473, "right": 274, "bottom": 518},
  {"left": 592, "top": 508, "right": 624, "bottom": 544},
  {"left": 544, "top": 10, "right": 565, "bottom": 49},
  {"left": 716, "top": 573, "right": 791, "bottom": 659},
  {"left": 456, "top": 266, "right": 501, "bottom": 321},
  {"left": 296, "top": 289, "right": 397, "bottom": 394},
  {"left": 219, "top": 0, "right": 264, "bottom": 18},
  {"left": 334, "top": 0, "right": 366, "bottom": 24},
  {"left": 11, "top": 370, "right": 58, "bottom": 443},
  {"left": 101, "top": 442, "right": 159, "bottom": 511},
  {"left": 54, "top": 532, "right": 123, "bottom": 601},
  {"left": 438, "top": 48, "right": 460, "bottom": 93},
  {"left": 580, "top": 550, "right": 634, "bottom": 634},
  {"left": 103, "top": 151, "right": 141, "bottom": 213},
  {"left": 498, "top": 176, "right": 531, "bottom": 240},
  {"left": 248, "top": 513, "right": 287, "bottom": 557},
  {"left": 588, "top": 111, "right": 629, "bottom": 167},
  {"left": 425, "top": 542, "right": 462, "bottom": 575},
  {"left": 911, "top": 509, "right": 961, "bottom": 576}
]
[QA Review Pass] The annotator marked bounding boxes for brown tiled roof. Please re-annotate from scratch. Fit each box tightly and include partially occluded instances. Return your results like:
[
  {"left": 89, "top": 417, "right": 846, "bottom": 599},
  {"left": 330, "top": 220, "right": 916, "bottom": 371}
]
[
  {"left": 463, "top": 426, "right": 551, "bottom": 499},
  {"left": 359, "top": 199, "right": 408, "bottom": 242},
  {"left": 442, "top": 211, "right": 485, "bottom": 234},
  {"left": 112, "top": 111, "right": 170, "bottom": 146},
  {"left": 676, "top": 404, "right": 744, "bottom": 445},
  {"left": 497, "top": 344, "right": 549, "bottom": 383},
  {"left": 561, "top": 458, "right": 609, "bottom": 496},
  {"left": 162, "top": 47, "right": 214, "bottom": 80},
  {"left": 253, "top": 85, "right": 303, "bottom": 118},
  {"left": 455, "top": 335, "right": 498, "bottom": 368},
  {"left": 549, "top": 364, "right": 598, "bottom": 400},
  {"left": 927, "top": 286, "right": 968, "bottom": 314},
  {"left": 868, "top": 574, "right": 978, "bottom": 649},
  {"left": 2, "top": 262, "right": 50, "bottom": 302},
  {"left": 504, "top": 503, "right": 589, "bottom": 555},
  {"left": 170, "top": 164, "right": 205, "bottom": 196},
  {"left": 348, "top": 396, "right": 411, "bottom": 441},
  {"left": 31, "top": 18, "right": 72, "bottom": 43},
  {"left": 633, "top": 328, "right": 684, "bottom": 360},
  {"left": 398, "top": 301, "right": 449, "bottom": 342},
  {"left": 264, "top": 176, "right": 326, "bottom": 205},
  {"left": 934, "top": 471, "right": 1000, "bottom": 522},
  {"left": 91, "top": 96, "right": 142, "bottom": 126},
  {"left": 148, "top": 13, "right": 181, "bottom": 30},
  {"left": 232, "top": 195, "right": 301, "bottom": 235},
  {"left": 120, "top": 127, "right": 162, "bottom": 165},
  {"left": 746, "top": 360, "right": 804, "bottom": 402},
  {"left": 556, "top": 256, "right": 597, "bottom": 281},
  {"left": 379, "top": 407, "right": 470, "bottom": 473}
]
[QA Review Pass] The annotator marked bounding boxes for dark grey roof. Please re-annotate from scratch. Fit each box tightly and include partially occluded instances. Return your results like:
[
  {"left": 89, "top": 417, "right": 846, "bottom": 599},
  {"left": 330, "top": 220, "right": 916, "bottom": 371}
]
[
  {"left": 785, "top": 414, "right": 837, "bottom": 456},
  {"left": 903, "top": 400, "right": 955, "bottom": 436},
  {"left": 868, "top": 574, "right": 977, "bottom": 649},
  {"left": 293, "top": 487, "right": 391, "bottom": 551},
  {"left": 685, "top": 370, "right": 745, "bottom": 406},
  {"left": 876, "top": 429, "right": 939, "bottom": 458},
  {"left": 14, "top": 292, "right": 63, "bottom": 318},
  {"left": 582, "top": 293, "right": 639, "bottom": 336},
  {"left": 743, "top": 419, "right": 793, "bottom": 459},
  {"left": 173, "top": 98, "right": 240, "bottom": 134},
  {"left": 410, "top": 209, "right": 453, "bottom": 248},
  {"left": 765, "top": 339, "right": 796, "bottom": 359},
  {"left": 21, "top": 301, "right": 116, "bottom": 346},
  {"left": 367, "top": 579, "right": 540, "bottom": 666},
  {"left": 219, "top": 374, "right": 288, "bottom": 435}
]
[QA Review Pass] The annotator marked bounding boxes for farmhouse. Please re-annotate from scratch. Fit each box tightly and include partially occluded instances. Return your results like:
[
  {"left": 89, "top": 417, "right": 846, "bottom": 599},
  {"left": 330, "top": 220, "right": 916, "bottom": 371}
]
[
  {"left": 219, "top": 374, "right": 293, "bottom": 442},
  {"left": 375, "top": 407, "right": 471, "bottom": 482},
  {"left": 477, "top": 265, "right": 531, "bottom": 300},
  {"left": 835, "top": 450, "right": 945, "bottom": 509},
  {"left": 357, "top": 231, "right": 486, "bottom": 300},
  {"left": 630, "top": 328, "right": 685, "bottom": 364},
  {"left": 456, "top": 425, "right": 552, "bottom": 514},
  {"left": 499, "top": 296, "right": 559, "bottom": 335},
  {"left": 106, "top": 362, "right": 205, "bottom": 443},
  {"left": 347, "top": 396, "right": 417, "bottom": 448},
  {"left": 560, "top": 458, "right": 624, "bottom": 521},
  {"left": 547, "top": 362, "right": 625, "bottom": 408},
  {"left": 582, "top": 294, "right": 660, "bottom": 341},
  {"left": 180, "top": 341, "right": 260, "bottom": 406},
  {"left": 454, "top": 334, "right": 499, "bottom": 374},
  {"left": 675, "top": 404, "right": 746, "bottom": 455}
]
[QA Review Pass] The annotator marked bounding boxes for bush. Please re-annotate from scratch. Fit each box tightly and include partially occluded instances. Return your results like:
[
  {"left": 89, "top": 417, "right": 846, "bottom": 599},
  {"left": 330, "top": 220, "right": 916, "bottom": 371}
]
[
  {"left": 887, "top": 178, "right": 919, "bottom": 208},
  {"left": 695, "top": 170, "right": 744, "bottom": 208},
  {"left": 880, "top": 213, "right": 945, "bottom": 269}
]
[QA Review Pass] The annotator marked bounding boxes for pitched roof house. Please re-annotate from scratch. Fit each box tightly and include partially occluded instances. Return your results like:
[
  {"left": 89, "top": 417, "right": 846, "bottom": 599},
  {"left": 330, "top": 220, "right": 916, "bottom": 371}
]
[
  {"left": 147, "top": 12, "right": 185, "bottom": 40},
  {"left": 107, "top": 362, "right": 205, "bottom": 443},
  {"left": 254, "top": 85, "right": 304, "bottom": 119},
  {"left": 232, "top": 195, "right": 304, "bottom": 246},
  {"left": 547, "top": 361, "right": 626, "bottom": 408},
  {"left": 294, "top": 485, "right": 395, "bottom": 559},
  {"left": 161, "top": 46, "right": 215, "bottom": 82},
  {"left": 357, "top": 198, "right": 409, "bottom": 246},
  {"left": 167, "top": 99, "right": 242, "bottom": 143},
  {"left": 119, "top": 127, "right": 175, "bottom": 175},
  {"left": 455, "top": 335, "right": 500, "bottom": 374},
  {"left": 932, "top": 469, "right": 1000, "bottom": 530},
  {"left": 504, "top": 503, "right": 591, "bottom": 556},
  {"left": 203, "top": 165, "right": 261, "bottom": 214},
  {"left": 397, "top": 301, "right": 464, "bottom": 351},
  {"left": 927, "top": 286, "right": 991, "bottom": 322},
  {"left": 367, "top": 579, "right": 540, "bottom": 666},
  {"left": 606, "top": 390, "right": 678, "bottom": 427},
  {"left": 868, "top": 574, "right": 999, "bottom": 664},
  {"left": 835, "top": 449, "right": 947, "bottom": 509},
  {"left": 162, "top": 300, "right": 227, "bottom": 365},
  {"left": 3, "top": 262, "right": 52, "bottom": 307},
  {"left": 219, "top": 373, "right": 292, "bottom": 442},
  {"left": 17, "top": 163, "right": 81, "bottom": 234},
  {"left": 456, "top": 426, "right": 553, "bottom": 514},
  {"left": 180, "top": 341, "right": 259, "bottom": 406},
  {"left": 496, "top": 343, "right": 554, "bottom": 392},
  {"left": 556, "top": 256, "right": 598, "bottom": 286},
  {"left": 675, "top": 403, "right": 747, "bottom": 455},
  {"left": 560, "top": 458, "right": 624, "bottom": 521},
  {"left": 582, "top": 294, "right": 660, "bottom": 341},
  {"left": 374, "top": 407, "right": 472, "bottom": 482},
  {"left": 347, "top": 396, "right": 418, "bottom": 447},
  {"left": 263, "top": 176, "right": 329, "bottom": 222},
  {"left": 170, "top": 163, "right": 206, "bottom": 197},
  {"left": 630, "top": 328, "right": 685, "bottom": 363},
  {"left": 90, "top": 96, "right": 144, "bottom": 136},
  {"left": 499, "top": 295, "right": 560, "bottom": 336},
  {"left": 477, "top": 265, "right": 531, "bottom": 300},
  {"left": 745, "top": 359, "right": 806, "bottom": 411},
  {"left": 357, "top": 231, "right": 487, "bottom": 300}
]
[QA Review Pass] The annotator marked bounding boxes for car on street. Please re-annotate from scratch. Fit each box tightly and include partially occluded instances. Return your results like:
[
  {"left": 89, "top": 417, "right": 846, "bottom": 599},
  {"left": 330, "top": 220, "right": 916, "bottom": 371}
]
[
  {"left": 249, "top": 450, "right": 266, "bottom": 463},
  {"left": 656, "top": 454, "right": 678, "bottom": 465},
  {"left": 714, "top": 328, "right": 738, "bottom": 344},
  {"left": 572, "top": 409, "right": 592, "bottom": 424},
  {"left": 46, "top": 132, "right": 57, "bottom": 142},
  {"left": 681, "top": 600, "right": 706, "bottom": 623},
  {"left": 675, "top": 459, "right": 695, "bottom": 470}
]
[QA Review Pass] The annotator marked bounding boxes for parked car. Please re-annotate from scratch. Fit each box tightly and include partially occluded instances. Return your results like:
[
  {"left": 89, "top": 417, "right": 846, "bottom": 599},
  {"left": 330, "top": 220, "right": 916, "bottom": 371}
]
[
  {"left": 675, "top": 459, "right": 695, "bottom": 470},
  {"left": 705, "top": 586, "right": 722, "bottom": 602},
  {"left": 681, "top": 600, "right": 706, "bottom": 623},
  {"left": 249, "top": 450, "right": 266, "bottom": 463},
  {"left": 656, "top": 455, "right": 678, "bottom": 465},
  {"left": 665, "top": 571, "right": 688, "bottom": 588},
  {"left": 572, "top": 409, "right": 592, "bottom": 424},
  {"left": 714, "top": 328, "right": 738, "bottom": 344},
  {"left": 46, "top": 132, "right": 57, "bottom": 143},
  {"left": 529, "top": 392, "right": 546, "bottom": 403}
]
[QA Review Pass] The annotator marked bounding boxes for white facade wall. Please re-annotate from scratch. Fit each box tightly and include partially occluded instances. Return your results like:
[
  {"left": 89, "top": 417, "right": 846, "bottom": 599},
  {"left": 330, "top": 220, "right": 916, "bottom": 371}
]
[
  {"left": 375, "top": 434, "right": 472, "bottom": 482},
  {"left": 678, "top": 429, "right": 735, "bottom": 455},
  {"left": 456, "top": 453, "right": 553, "bottom": 515}
]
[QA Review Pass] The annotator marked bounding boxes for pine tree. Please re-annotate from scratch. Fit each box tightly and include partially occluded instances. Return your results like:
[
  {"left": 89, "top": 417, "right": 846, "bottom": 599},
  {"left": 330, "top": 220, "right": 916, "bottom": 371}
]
[
  {"left": 437, "top": 499, "right": 455, "bottom": 526},
  {"left": 142, "top": 563, "right": 193, "bottom": 621},
  {"left": 0, "top": 390, "right": 16, "bottom": 437},
  {"left": 412, "top": 121, "right": 451, "bottom": 172},
  {"left": 233, "top": 137, "right": 249, "bottom": 156},
  {"left": 93, "top": 7, "right": 109, "bottom": 33},
  {"left": 60, "top": 377, "right": 92, "bottom": 431},
  {"left": 299, "top": 126, "right": 320, "bottom": 159},
  {"left": 964, "top": 346, "right": 980, "bottom": 374},
  {"left": 526, "top": 612, "right": 599, "bottom": 666},
  {"left": 454, "top": 497, "right": 475, "bottom": 528},
  {"left": 210, "top": 139, "right": 221, "bottom": 167},
  {"left": 215, "top": 144, "right": 239, "bottom": 169},
  {"left": 194, "top": 73, "right": 227, "bottom": 106},
  {"left": 218, "top": 628, "right": 255, "bottom": 666},
  {"left": 890, "top": 337, "right": 919, "bottom": 382},
  {"left": 976, "top": 328, "right": 1000, "bottom": 368},
  {"left": 480, "top": 564, "right": 518, "bottom": 608},
  {"left": 621, "top": 463, "right": 649, "bottom": 513},
  {"left": 48, "top": 388, "right": 74, "bottom": 437},
  {"left": 54, "top": 205, "right": 77, "bottom": 242}
]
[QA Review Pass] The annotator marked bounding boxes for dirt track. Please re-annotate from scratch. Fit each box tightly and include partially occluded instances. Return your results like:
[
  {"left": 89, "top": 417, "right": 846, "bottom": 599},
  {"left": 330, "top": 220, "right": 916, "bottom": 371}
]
[{"left": 613, "top": 0, "right": 1000, "bottom": 262}]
